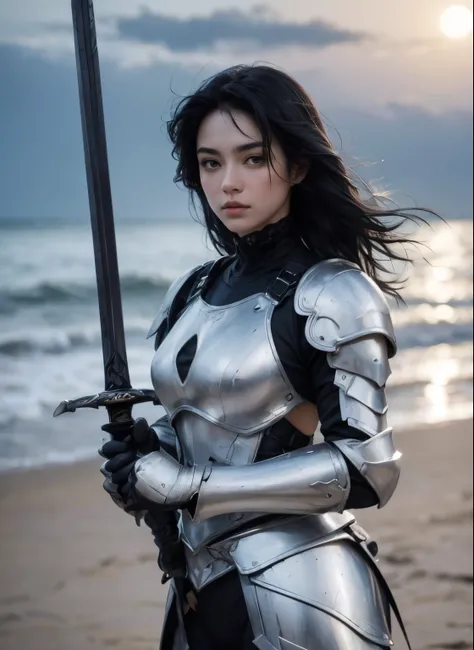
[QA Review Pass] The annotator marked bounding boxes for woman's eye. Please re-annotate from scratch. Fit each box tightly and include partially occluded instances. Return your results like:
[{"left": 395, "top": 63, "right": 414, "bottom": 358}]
[
  {"left": 199, "top": 156, "right": 264, "bottom": 169},
  {"left": 247, "top": 155, "right": 265, "bottom": 165},
  {"left": 200, "top": 159, "right": 219, "bottom": 169}
]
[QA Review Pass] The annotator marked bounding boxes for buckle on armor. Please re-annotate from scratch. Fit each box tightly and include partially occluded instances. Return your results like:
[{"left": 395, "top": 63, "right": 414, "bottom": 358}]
[
  {"left": 266, "top": 268, "right": 302, "bottom": 303},
  {"left": 349, "top": 522, "right": 379, "bottom": 557},
  {"left": 188, "top": 274, "right": 209, "bottom": 301}
]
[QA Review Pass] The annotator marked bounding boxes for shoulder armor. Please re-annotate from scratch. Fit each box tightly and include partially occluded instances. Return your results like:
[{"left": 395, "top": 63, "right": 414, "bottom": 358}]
[
  {"left": 295, "top": 259, "right": 397, "bottom": 436},
  {"left": 146, "top": 262, "right": 212, "bottom": 344},
  {"left": 294, "top": 258, "right": 397, "bottom": 358}
]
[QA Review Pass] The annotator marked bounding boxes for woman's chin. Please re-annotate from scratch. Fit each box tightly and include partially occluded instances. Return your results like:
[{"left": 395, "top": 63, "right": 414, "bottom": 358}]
[
  {"left": 219, "top": 210, "right": 289, "bottom": 238},
  {"left": 222, "top": 217, "right": 257, "bottom": 238}
]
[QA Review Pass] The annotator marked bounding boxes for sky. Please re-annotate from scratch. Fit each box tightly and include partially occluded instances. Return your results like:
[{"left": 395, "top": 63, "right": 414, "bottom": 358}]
[{"left": 1, "top": 0, "right": 473, "bottom": 221}]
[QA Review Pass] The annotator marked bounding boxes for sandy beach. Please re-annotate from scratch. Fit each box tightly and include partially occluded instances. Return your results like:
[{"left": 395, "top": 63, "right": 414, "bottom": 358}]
[{"left": 0, "top": 419, "right": 472, "bottom": 650}]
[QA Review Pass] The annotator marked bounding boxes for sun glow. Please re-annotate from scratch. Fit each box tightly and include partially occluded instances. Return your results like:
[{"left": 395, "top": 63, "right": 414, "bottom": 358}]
[{"left": 440, "top": 5, "right": 473, "bottom": 38}]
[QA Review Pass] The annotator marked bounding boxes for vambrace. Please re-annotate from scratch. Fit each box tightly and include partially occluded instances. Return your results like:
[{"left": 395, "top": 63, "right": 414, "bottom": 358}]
[
  {"left": 134, "top": 442, "right": 351, "bottom": 523},
  {"left": 194, "top": 442, "right": 350, "bottom": 521},
  {"left": 332, "top": 427, "right": 401, "bottom": 508}
]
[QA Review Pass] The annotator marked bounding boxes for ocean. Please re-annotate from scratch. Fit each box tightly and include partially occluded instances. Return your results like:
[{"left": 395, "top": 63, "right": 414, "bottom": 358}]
[{"left": 0, "top": 217, "right": 472, "bottom": 472}]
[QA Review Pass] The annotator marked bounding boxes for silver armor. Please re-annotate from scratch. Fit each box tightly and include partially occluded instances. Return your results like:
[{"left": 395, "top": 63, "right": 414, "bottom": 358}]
[
  {"left": 294, "top": 259, "right": 401, "bottom": 506},
  {"left": 135, "top": 440, "right": 351, "bottom": 518},
  {"left": 141, "top": 258, "right": 403, "bottom": 650}
]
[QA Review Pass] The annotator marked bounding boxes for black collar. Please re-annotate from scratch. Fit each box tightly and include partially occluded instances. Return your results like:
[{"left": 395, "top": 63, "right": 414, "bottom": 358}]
[{"left": 231, "top": 215, "right": 301, "bottom": 274}]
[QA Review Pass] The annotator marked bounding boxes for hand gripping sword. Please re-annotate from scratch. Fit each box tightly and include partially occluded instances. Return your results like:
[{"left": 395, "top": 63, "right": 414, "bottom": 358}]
[{"left": 53, "top": 0, "right": 157, "bottom": 430}]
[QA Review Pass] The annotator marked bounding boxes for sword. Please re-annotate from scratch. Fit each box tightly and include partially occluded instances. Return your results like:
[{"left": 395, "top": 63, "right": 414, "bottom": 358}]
[
  {"left": 54, "top": 0, "right": 190, "bottom": 592},
  {"left": 53, "top": 0, "right": 157, "bottom": 428}
]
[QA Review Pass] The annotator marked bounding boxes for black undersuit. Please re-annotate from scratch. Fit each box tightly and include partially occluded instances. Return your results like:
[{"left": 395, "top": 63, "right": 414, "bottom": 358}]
[{"left": 170, "top": 216, "right": 379, "bottom": 649}]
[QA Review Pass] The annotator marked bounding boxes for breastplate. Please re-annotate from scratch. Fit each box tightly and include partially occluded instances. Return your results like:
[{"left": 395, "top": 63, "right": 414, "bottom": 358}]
[
  {"left": 151, "top": 291, "right": 304, "bottom": 466},
  {"left": 151, "top": 291, "right": 305, "bottom": 552}
]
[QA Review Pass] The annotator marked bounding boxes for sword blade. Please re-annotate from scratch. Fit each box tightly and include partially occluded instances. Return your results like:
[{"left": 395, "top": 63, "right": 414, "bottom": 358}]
[{"left": 71, "top": 0, "right": 130, "bottom": 391}]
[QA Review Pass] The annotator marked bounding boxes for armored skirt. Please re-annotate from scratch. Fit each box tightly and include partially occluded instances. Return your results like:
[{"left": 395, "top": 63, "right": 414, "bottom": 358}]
[{"left": 142, "top": 218, "right": 407, "bottom": 650}]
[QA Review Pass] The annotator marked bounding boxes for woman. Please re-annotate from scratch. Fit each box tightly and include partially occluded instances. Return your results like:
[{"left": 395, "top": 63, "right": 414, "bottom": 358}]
[{"left": 100, "top": 64, "right": 433, "bottom": 649}]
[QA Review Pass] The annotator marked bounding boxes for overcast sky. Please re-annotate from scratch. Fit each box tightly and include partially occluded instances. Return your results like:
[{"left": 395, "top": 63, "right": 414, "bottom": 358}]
[{"left": 1, "top": 0, "right": 472, "bottom": 220}]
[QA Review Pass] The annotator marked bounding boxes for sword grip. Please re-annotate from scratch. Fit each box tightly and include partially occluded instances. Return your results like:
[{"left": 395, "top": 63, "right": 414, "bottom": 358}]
[{"left": 106, "top": 404, "right": 134, "bottom": 441}]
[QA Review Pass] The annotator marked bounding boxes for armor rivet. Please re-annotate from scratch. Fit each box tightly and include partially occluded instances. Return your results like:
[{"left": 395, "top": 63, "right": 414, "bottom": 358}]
[
  {"left": 319, "top": 336, "right": 325, "bottom": 340},
  {"left": 326, "top": 492, "right": 332, "bottom": 498},
  {"left": 254, "top": 305, "right": 261, "bottom": 311},
  {"left": 286, "top": 393, "right": 293, "bottom": 401},
  {"left": 341, "top": 374, "right": 346, "bottom": 380},
  {"left": 252, "top": 561, "right": 258, "bottom": 566}
]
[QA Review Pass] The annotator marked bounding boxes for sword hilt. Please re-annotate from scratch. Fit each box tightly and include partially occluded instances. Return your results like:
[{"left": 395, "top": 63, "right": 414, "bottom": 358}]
[{"left": 53, "top": 388, "right": 159, "bottom": 420}]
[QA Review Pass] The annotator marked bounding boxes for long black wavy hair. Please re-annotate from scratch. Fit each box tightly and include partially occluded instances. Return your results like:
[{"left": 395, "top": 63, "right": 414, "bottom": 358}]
[{"left": 167, "top": 64, "right": 439, "bottom": 300}]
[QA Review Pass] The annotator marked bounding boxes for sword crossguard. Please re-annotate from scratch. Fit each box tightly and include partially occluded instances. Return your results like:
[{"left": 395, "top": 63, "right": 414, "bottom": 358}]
[{"left": 53, "top": 388, "right": 159, "bottom": 417}]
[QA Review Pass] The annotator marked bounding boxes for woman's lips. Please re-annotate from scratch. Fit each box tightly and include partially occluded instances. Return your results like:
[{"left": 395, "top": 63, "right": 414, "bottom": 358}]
[{"left": 223, "top": 206, "right": 249, "bottom": 216}]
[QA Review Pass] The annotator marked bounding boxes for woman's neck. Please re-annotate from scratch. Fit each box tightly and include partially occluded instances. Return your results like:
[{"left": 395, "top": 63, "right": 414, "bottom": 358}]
[{"left": 231, "top": 215, "right": 302, "bottom": 275}]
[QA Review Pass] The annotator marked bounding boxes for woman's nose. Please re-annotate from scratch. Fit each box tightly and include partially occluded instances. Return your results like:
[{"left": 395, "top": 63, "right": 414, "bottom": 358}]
[{"left": 221, "top": 165, "right": 243, "bottom": 193}]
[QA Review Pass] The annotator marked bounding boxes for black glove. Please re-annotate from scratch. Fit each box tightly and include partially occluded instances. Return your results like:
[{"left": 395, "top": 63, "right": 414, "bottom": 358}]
[
  {"left": 145, "top": 508, "right": 187, "bottom": 582},
  {"left": 99, "top": 417, "right": 159, "bottom": 513},
  {"left": 100, "top": 420, "right": 189, "bottom": 586},
  {"left": 100, "top": 417, "right": 160, "bottom": 455}
]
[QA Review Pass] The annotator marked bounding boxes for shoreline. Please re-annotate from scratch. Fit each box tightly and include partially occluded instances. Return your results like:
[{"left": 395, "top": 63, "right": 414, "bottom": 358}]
[
  {"left": 0, "top": 419, "right": 472, "bottom": 650},
  {"left": 1, "top": 412, "right": 472, "bottom": 478}
]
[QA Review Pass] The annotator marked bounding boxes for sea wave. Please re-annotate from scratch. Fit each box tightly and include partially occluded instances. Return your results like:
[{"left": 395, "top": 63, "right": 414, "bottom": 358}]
[
  {"left": 0, "top": 331, "right": 97, "bottom": 356},
  {"left": 0, "top": 339, "right": 471, "bottom": 435},
  {"left": 0, "top": 275, "right": 171, "bottom": 310},
  {"left": 5, "top": 277, "right": 471, "bottom": 310},
  {"left": 0, "top": 317, "right": 472, "bottom": 359},
  {"left": 0, "top": 305, "right": 472, "bottom": 358}
]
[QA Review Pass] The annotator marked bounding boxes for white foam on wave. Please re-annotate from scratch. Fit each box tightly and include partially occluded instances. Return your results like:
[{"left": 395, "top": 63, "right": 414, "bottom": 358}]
[
  {"left": 0, "top": 446, "right": 99, "bottom": 472},
  {"left": 0, "top": 315, "right": 156, "bottom": 356},
  {"left": 1, "top": 219, "right": 213, "bottom": 296},
  {"left": 0, "top": 342, "right": 157, "bottom": 425}
]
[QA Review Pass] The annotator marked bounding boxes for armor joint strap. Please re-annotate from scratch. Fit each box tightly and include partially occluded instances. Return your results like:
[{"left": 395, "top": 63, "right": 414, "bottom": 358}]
[
  {"left": 266, "top": 263, "right": 306, "bottom": 304},
  {"left": 186, "top": 258, "right": 228, "bottom": 302}
]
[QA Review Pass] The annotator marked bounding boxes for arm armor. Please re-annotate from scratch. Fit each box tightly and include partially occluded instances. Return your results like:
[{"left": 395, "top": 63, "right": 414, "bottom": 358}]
[
  {"left": 294, "top": 258, "right": 401, "bottom": 507},
  {"left": 134, "top": 441, "right": 351, "bottom": 522}
]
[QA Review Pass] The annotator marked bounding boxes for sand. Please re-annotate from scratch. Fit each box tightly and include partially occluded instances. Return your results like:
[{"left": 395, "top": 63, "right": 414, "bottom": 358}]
[{"left": 0, "top": 419, "right": 472, "bottom": 650}]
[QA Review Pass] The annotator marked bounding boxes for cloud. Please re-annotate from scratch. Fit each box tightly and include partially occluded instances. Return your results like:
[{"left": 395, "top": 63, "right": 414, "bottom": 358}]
[
  {"left": 11, "top": 6, "right": 368, "bottom": 70},
  {"left": 0, "top": 44, "right": 471, "bottom": 221},
  {"left": 114, "top": 6, "right": 369, "bottom": 52},
  {"left": 6, "top": 5, "right": 470, "bottom": 118}
]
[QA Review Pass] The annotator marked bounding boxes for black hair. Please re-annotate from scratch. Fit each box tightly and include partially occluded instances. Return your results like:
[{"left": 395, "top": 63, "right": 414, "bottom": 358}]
[{"left": 167, "top": 63, "right": 440, "bottom": 300}]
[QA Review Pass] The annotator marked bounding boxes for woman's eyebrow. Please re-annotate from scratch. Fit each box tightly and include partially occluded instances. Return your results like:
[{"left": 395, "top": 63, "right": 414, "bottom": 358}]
[{"left": 197, "top": 141, "right": 264, "bottom": 155}]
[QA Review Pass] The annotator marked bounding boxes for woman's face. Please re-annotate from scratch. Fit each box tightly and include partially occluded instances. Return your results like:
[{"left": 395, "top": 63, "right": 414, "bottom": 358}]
[{"left": 196, "top": 108, "right": 303, "bottom": 237}]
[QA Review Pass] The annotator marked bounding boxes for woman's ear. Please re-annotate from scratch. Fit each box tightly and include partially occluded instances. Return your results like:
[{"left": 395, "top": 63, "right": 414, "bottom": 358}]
[{"left": 290, "top": 159, "right": 310, "bottom": 185}]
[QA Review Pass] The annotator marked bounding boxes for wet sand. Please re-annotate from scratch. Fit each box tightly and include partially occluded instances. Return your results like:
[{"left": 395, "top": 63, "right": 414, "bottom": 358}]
[{"left": 0, "top": 419, "right": 472, "bottom": 650}]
